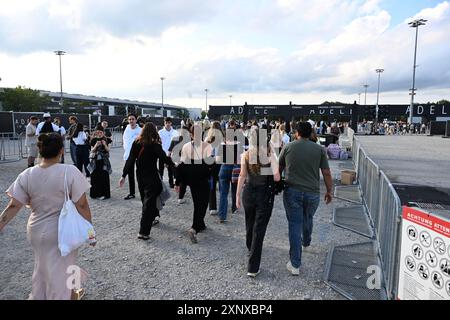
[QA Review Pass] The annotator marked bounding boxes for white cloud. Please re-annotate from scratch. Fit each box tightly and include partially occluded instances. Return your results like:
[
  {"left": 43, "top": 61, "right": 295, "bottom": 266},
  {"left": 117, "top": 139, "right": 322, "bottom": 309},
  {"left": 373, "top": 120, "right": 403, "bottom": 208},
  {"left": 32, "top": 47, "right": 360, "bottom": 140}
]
[{"left": 0, "top": 0, "right": 449, "bottom": 108}]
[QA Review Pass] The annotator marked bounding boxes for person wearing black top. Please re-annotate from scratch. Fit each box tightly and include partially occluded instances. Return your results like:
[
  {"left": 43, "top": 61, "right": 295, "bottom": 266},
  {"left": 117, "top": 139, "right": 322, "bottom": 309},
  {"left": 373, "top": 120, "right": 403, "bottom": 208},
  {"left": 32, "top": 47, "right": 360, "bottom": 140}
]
[
  {"left": 175, "top": 125, "right": 213, "bottom": 244},
  {"left": 72, "top": 123, "right": 91, "bottom": 177},
  {"left": 101, "top": 121, "right": 113, "bottom": 144},
  {"left": 89, "top": 126, "right": 111, "bottom": 200},
  {"left": 119, "top": 122, "right": 174, "bottom": 240},
  {"left": 236, "top": 128, "right": 281, "bottom": 277},
  {"left": 168, "top": 127, "right": 190, "bottom": 204}
]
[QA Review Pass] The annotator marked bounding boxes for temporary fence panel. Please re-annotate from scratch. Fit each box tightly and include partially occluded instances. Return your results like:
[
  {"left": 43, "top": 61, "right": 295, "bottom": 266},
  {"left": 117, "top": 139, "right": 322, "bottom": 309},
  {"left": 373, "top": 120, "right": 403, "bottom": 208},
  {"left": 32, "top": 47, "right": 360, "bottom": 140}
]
[
  {"left": 0, "top": 133, "right": 24, "bottom": 162},
  {"left": 352, "top": 136, "right": 404, "bottom": 299}
]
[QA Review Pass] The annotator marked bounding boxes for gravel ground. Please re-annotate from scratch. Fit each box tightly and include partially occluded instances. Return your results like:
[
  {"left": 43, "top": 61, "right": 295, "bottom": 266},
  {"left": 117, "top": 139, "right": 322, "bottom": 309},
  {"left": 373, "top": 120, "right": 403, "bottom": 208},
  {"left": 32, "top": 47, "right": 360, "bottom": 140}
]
[{"left": 0, "top": 147, "right": 366, "bottom": 300}]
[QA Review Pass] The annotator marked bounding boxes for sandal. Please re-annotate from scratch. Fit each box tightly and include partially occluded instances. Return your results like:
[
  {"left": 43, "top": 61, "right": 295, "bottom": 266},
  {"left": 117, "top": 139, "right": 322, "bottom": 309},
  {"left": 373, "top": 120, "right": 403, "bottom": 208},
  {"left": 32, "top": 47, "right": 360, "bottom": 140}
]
[
  {"left": 124, "top": 194, "right": 135, "bottom": 200},
  {"left": 74, "top": 288, "right": 85, "bottom": 300},
  {"left": 187, "top": 228, "right": 198, "bottom": 244}
]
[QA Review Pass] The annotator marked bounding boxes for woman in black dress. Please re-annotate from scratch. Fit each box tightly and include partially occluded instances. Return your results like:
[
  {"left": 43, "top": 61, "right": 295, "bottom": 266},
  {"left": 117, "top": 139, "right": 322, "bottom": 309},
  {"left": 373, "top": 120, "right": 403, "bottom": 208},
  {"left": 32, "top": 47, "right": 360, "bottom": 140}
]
[
  {"left": 89, "top": 125, "right": 111, "bottom": 200},
  {"left": 119, "top": 122, "right": 174, "bottom": 240}
]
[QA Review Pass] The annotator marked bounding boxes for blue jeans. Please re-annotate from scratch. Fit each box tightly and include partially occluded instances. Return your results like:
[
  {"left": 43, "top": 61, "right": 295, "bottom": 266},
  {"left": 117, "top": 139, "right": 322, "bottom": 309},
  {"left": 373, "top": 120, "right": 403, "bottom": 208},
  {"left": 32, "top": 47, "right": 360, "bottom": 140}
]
[
  {"left": 283, "top": 187, "right": 320, "bottom": 268},
  {"left": 218, "top": 165, "right": 237, "bottom": 220},
  {"left": 70, "top": 141, "right": 77, "bottom": 166}
]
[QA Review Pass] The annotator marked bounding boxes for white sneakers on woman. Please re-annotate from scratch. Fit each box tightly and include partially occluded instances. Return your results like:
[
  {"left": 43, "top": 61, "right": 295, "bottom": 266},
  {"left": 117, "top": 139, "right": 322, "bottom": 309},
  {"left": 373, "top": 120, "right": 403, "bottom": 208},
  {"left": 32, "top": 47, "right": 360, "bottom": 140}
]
[{"left": 286, "top": 261, "right": 300, "bottom": 276}]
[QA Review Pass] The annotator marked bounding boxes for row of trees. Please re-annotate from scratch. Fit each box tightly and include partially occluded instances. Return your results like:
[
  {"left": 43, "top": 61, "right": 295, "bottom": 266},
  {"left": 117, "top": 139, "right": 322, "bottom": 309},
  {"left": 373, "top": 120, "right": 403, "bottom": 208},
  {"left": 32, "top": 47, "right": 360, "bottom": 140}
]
[
  {"left": 0, "top": 86, "right": 191, "bottom": 118},
  {"left": 0, "top": 86, "right": 52, "bottom": 112}
]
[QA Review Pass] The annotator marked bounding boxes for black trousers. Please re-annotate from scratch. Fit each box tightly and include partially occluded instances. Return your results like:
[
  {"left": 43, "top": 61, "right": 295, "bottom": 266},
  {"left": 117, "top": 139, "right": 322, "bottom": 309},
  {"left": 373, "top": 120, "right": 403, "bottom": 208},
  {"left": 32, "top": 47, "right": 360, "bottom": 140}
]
[
  {"left": 138, "top": 181, "right": 162, "bottom": 236},
  {"left": 189, "top": 181, "right": 210, "bottom": 233},
  {"left": 159, "top": 158, "right": 174, "bottom": 186},
  {"left": 242, "top": 184, "right": 274, "bottom": 273},
  {"left": 128, "top": 163, "right": 135, "bottom": 195},
  {"left": 75, "top": 145, "right": 90, "bottom": 177},
  {"left": 179, "top": 183, "right": 187, "bottom": 200}
]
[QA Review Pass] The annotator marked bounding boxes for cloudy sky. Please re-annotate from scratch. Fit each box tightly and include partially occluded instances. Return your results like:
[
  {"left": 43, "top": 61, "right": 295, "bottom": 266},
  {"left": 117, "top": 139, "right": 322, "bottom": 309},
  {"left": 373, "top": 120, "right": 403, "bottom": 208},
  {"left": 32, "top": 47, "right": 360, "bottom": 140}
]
[{"left": 0, "top": 0, "right": 449, "bottom": 109}]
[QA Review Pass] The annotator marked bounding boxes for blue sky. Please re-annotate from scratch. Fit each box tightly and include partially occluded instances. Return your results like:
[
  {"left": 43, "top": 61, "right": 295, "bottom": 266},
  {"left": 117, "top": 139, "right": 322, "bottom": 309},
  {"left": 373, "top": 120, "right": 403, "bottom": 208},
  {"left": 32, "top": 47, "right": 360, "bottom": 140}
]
[
  {"left": 381, "top": 0, "right": 442, "bottom": 25},
  {"left": 0, "top": 0, "right": 449, "bottom": 108}
]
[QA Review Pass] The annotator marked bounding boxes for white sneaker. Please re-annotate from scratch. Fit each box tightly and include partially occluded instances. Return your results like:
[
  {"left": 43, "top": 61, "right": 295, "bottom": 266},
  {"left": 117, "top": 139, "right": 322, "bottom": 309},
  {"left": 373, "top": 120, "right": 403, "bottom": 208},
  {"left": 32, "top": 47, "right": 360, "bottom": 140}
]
[
  {"left": 287, "top": 261, "right": 300, "bottom": 276},
  {"left": 247, "top": 270, "right": 260, "bottom": 278},
  {"left": 210, "top": 210, "right": 217, "bottom": 215},
  {"left": 178, "top": 199, "right": 186, "bottom": 204}
]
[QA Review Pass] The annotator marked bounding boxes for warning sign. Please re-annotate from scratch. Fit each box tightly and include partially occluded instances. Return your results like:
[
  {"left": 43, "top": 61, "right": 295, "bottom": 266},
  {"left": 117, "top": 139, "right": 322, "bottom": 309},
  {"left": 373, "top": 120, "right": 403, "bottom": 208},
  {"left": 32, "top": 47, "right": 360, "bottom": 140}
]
[{"left": 398, "top": 207, "right": 450, "bottom": 300}]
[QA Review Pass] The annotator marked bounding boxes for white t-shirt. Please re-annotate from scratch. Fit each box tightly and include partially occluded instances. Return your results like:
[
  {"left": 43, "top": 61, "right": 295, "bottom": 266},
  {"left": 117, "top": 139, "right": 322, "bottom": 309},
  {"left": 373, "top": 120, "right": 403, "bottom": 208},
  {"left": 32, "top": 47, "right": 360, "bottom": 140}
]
[
  {"left": 123, "top": 125, "right": 142, "bottom": 160},
  {"left": 158, "top": 127, "right": 179, "bottom": 154},
  {"left": 25, "top": 123, "right": 37, "bottom": 147},
  {"left": 56, "top": 125, "right": 66, "bottom": 136},
  {"left": 282, "top": 133, "right": 290, "bottom": 146},
  {"left": 72, "top": 131, "right": 88, "bottom": 145}
]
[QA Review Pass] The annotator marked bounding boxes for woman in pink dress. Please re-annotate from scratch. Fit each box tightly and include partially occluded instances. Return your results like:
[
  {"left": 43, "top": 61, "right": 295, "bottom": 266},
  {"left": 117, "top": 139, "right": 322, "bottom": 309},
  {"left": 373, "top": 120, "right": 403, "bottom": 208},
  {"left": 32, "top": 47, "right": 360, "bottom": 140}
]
[{"left": 0, "top": 133, "right": 94, "bottom": 300}]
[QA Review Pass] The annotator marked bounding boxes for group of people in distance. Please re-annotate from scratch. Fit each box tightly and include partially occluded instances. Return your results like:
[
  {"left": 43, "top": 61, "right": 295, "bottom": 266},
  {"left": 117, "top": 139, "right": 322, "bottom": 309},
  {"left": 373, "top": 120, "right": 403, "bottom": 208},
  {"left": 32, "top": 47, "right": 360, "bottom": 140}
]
[{"left": 0, "top": 113, "right": 333, "bottom": 300}]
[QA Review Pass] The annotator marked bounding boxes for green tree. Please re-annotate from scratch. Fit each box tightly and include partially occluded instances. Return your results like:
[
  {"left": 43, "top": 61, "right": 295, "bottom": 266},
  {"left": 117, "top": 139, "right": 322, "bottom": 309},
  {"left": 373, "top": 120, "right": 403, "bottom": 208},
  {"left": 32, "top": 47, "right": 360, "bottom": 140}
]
[
  {"left": 201, "top": 111, "right": 207, "bottom": 119},
  {"left": 321, "top": 101, "right": 346, "bottom": 106},
  {"left": 177, "top": 109, "right": 190, "bottom": 119},
  {"left": 0, "top": 86, "right": 51, "bottom": 112}
]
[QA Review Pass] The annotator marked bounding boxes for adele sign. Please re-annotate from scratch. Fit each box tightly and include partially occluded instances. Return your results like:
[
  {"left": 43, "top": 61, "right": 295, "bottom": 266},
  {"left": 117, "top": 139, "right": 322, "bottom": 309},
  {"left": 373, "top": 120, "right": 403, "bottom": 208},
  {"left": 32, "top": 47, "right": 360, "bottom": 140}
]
[{"left": 410, "top": 105, "right": 449, "bottom": 117}]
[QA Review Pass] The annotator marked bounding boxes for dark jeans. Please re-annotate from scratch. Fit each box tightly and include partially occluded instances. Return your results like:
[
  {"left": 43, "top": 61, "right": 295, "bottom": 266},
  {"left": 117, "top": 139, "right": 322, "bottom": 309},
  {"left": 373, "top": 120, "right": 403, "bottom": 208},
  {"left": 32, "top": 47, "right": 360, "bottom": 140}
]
[
  {"left": 243, "top": 184, "right": 274, "bottom": 273},
  {"left": 218, "top": 164, "right": 237, "bottom": 220},
  {"left": 75, "top": 145, "right": 90, "bottom": 177},
  {"left": 189, "top": 181, "right": 210, "bottom": 233},
  {"left": 283, "top": 187, "right": 320, "bottom": 268},
  {"left": 159, "top": 158, "right": 174, "bottom": 186},
  {"left": 70, "top": 141, "right": 77, "bottom": 166},
  {"left": 138, "top": 181, "right": 162, "bottom": 236},
  {"left": 209, "top": 170, "right": 219, "bottom": 211}
]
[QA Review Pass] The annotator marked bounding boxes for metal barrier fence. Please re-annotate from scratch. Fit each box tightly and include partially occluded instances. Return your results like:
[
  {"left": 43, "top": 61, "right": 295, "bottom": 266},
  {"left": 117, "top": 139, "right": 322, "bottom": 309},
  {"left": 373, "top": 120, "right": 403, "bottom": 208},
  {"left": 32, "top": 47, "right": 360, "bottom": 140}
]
[
  {"left": 0, "top": 132, "right": 24, "bottom": 163},
  {"left": 1, "top": 127, "right": 123, "bottom": 162},
  {"left": 352, "top": 137, "right": 403, "bottom": 299},
  {"left": 110, "top": 127, "right": 123, "bottom": 149}
]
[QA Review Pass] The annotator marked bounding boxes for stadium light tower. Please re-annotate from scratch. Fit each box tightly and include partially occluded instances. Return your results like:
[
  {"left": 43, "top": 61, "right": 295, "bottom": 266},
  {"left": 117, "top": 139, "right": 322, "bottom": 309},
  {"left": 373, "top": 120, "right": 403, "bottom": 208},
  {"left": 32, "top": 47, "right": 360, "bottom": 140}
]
[
  {"left": 363, "top": 84, "right": 369, "bottom": 105},
  {"left": 54, "top": 50, "right": 66, "bottom": 111},
  {"left": 375, "top": 69, "right": 384, "bottom": 128},
  {"left": 160, "top": 77, "right": 165, "bottom": 117},
  {"left": 205, "top": 89, "right": 209, "bottom": 112},
  {"left": 408, "top": 18, "right": 427, "bottom": 124}
]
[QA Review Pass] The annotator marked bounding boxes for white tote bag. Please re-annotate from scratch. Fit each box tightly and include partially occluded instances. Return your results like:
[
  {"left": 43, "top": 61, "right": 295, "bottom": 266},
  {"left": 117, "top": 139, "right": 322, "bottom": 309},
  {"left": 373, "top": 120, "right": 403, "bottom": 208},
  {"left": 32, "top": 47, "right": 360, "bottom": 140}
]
[{"left": 58, "top": 167, "right": 96, "bottom": 257}]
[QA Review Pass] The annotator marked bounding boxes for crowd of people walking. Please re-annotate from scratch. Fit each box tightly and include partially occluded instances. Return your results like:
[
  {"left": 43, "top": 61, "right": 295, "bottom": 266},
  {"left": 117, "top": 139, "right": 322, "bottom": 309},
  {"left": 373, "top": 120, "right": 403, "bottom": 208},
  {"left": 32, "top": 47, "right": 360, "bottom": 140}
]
[{"left": 1, "top": 112, "right": 336, "bottom": 300}]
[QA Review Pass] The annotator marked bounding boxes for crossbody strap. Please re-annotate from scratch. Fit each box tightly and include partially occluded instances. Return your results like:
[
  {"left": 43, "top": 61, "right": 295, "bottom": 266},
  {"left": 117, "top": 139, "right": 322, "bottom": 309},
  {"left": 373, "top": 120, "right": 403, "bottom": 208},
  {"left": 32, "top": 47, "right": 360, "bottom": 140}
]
[{"left": 64, "top": 167, "right": 70, "bottom": 202}]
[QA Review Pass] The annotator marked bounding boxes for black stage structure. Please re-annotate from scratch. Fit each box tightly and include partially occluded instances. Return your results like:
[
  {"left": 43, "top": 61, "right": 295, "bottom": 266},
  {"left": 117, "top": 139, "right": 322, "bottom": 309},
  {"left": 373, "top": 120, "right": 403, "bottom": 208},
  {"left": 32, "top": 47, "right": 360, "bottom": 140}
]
[{"left": 208, "top": 102, "right": 450, "bottom": 131}]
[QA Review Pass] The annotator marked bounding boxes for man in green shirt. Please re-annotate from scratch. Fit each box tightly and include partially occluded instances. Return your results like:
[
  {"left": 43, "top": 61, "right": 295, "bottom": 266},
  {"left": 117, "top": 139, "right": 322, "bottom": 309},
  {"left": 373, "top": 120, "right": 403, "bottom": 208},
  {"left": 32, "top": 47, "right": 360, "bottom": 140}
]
[{"left": 279, "top": 122, "right": 333, "bottom": 275}]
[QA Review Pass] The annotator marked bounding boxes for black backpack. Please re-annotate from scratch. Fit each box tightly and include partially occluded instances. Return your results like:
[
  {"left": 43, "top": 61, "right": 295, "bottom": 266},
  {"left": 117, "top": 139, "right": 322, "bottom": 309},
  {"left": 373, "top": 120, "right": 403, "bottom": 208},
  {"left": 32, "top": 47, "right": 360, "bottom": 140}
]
[{"left": 40, "top": 121, "right": 55, "bottom": 134}]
